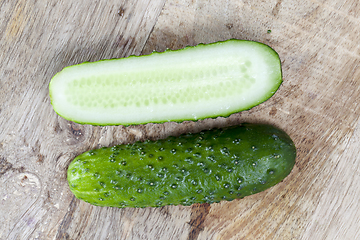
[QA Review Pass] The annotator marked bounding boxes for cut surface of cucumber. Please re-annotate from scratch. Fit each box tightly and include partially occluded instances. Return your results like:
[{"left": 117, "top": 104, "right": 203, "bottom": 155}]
[{"left": 49, "top": 40, "right": 282, "bottom": 125}]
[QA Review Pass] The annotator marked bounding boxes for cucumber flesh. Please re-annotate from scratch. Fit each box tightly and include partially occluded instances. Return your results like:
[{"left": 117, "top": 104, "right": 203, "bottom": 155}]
[
  {"left": 50, "top": 40, "right": 282, "bottom": 126},
  {"left": 67, "top": 123, "right": 296, "bottom": 208}
]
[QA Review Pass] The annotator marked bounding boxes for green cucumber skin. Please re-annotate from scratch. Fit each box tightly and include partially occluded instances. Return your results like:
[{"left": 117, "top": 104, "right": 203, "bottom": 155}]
[
  {"left": 68, "top": 123, "right": 296, "bottom": 208},
  {"left": 50, "top": 39, "right": 282, "bottom": 126}
]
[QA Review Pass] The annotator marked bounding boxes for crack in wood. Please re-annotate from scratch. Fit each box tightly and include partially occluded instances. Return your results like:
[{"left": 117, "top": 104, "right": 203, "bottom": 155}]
[
  {"left": 0, "top": 156, "right": 13, "bottom": 177},
  {"left": 141, "top": 0, "right": 167, "bottom": 54},
  {"left": 55, "top": 196, "right": 78, "bottom": 240},
  {"left": 187, "top": 203, "right": 211, "bottom": 240},
  {"left": 118, "top": 7, "right": 125, "bottom": 17},
  {"left": 272, "top": 0, "right": 283, "bottom": 16},
  {"left": 0, "top": 156, "right": 25, "bottom": 177}
]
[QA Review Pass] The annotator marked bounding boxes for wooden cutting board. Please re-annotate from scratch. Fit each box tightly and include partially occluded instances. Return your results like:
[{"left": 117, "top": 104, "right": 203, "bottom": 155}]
[{"left": 1, "top": 0, "right": 359, "bottom": 239}]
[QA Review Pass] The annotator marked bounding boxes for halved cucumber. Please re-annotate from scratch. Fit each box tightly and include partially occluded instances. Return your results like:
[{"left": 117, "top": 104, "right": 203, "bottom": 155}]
[{"left": 49, "top": 40, "right": 282, "bottom": 126}]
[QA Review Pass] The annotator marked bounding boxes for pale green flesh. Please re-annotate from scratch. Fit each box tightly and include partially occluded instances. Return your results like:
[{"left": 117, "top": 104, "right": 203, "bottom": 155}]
[{"left": 49, "top": 40, "right": 282, "bottom": 125}]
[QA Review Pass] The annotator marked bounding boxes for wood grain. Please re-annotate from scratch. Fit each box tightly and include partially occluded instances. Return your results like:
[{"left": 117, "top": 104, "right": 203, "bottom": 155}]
[{"left": 1, "top": 0, "right": 360, "bottom": 239}]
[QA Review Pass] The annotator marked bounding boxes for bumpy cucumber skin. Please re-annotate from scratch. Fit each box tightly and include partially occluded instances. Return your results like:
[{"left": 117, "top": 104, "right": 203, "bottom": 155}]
[
  {"left": 50, "top": 39, "right": 282, "bottom": 126},
  {"left": 67, "top": 123, "right": 296, "bottom": 208}
]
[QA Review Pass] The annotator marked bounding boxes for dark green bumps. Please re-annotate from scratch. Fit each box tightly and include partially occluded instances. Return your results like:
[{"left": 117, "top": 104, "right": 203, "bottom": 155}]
[{"left": 67, "top": 123, "right": 296, "bottom": 208}]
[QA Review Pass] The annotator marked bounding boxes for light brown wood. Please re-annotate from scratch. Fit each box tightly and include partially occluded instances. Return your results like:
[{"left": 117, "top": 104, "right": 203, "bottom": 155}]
[{"left": 1, "top": 0, "right": 359, "bottom": 239}]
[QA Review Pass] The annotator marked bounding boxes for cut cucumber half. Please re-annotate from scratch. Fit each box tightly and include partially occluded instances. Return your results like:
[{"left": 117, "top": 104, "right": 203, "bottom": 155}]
[{"left": 49, "top": 40, "right": 282, "bottom": 126}]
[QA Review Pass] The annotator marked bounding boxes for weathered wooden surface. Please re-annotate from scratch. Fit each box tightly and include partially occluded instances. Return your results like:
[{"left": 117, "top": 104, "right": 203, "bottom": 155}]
[{"left": 1, "top": 0, "right": 360, "bottom": 239}]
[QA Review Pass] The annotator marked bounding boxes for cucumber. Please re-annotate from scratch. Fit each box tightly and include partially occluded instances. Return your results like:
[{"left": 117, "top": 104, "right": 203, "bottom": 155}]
[
  {"left": 50, "top": 40, "right": 282, "bottom": 126},
  {"left": 67, "top": 123, "right": 296, "bottom": 208}
]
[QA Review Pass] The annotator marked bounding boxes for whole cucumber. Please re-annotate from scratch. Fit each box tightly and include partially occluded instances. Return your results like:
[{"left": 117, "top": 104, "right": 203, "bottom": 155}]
[{"left": 67, "top": 123, "right": 296, "bottom": 208}]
